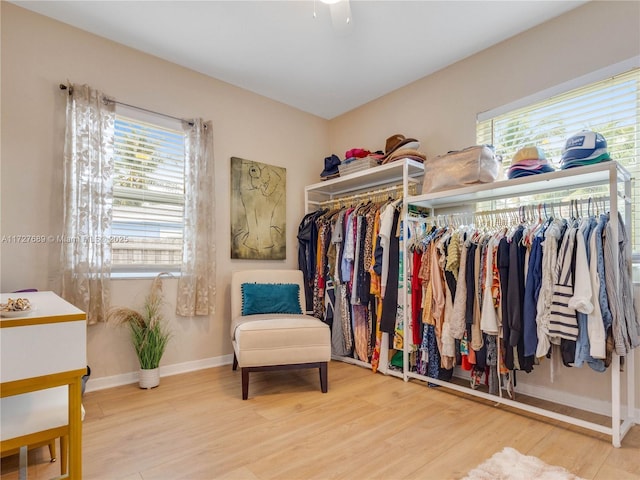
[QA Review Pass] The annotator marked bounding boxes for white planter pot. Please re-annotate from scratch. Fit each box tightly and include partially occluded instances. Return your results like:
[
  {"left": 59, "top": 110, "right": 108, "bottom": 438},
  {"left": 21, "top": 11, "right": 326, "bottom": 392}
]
[{"left": 139, "top": 367, "right": 160, "bottom": 389}]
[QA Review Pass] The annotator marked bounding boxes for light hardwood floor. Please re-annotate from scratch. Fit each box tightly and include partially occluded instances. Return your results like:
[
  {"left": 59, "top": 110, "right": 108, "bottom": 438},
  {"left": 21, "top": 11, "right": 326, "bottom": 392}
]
[{"left": 1, "top": 361, "right": 639, "bottom": 480}]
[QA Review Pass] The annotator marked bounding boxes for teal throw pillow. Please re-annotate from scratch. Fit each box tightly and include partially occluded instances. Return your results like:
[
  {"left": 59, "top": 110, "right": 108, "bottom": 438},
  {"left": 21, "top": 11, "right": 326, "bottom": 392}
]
[{"left": 241, "top": 283, "right": 302, "bottom": 316}]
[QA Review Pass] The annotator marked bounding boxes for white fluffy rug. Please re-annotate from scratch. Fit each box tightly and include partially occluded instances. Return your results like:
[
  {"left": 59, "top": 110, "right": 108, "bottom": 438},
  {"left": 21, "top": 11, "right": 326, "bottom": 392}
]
[{"left": 463, "top": 447, "right": 586, "bottom": 480}]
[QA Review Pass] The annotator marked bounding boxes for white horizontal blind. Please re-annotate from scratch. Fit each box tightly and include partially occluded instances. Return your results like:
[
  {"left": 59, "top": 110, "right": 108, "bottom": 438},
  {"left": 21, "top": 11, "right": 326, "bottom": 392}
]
[
  {"left": 112, "top": 114, "right": 185, "bottom": 273},
  {"left": 477, "top": 67, "right": 640, "bottom": 256}
]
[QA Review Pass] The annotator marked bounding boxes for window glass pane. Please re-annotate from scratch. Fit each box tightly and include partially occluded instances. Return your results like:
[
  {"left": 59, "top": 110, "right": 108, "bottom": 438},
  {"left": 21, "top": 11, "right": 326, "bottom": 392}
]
[
  {"left": 476, "top": 68, "right": 640, "bottom": 256},
  {"left": 112, "top": 115, "right": 185, "bottom": 273}
]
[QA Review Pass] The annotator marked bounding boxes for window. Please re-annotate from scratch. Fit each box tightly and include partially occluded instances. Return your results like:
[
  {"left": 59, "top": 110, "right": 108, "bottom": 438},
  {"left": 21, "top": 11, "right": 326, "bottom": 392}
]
[
  {"left": 476, "top": 63, "right": 640, "bottom": 270},
  {"left": 111, "top": 110, "right": 185, "bottom": 275}
]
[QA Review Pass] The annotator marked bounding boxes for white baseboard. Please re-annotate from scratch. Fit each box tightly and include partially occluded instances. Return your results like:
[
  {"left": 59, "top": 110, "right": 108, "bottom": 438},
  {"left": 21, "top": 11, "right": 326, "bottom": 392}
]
[
  {"left": 512, "top": 381, "right": 640, "bottom": 422},
  {"left": 453, "top": 371, "right": 640, "bottom": 423},
  {"left": 84, "top": 354, "right": 234, "bottom": 392}
]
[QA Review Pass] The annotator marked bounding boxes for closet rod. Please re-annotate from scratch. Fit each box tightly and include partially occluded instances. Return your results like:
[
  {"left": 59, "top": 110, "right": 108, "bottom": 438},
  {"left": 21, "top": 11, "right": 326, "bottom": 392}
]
[
  {"left": 318, "top": 183, "right": 417, "bottom": 207},
  {"left": 473, "top": 195, "right": 610, "bottom": 218},
  {"left": 59, "top": 83, "right": 198, "bottom": 127},
  {"left": 421, "top": 195, "right": 611, "bottom": 224}
]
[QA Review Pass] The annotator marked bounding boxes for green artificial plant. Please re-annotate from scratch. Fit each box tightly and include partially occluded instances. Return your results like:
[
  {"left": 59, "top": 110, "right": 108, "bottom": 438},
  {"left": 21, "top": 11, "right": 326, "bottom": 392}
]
[{"left": 109, "top": 273, "right": 172, "bottom": 370}]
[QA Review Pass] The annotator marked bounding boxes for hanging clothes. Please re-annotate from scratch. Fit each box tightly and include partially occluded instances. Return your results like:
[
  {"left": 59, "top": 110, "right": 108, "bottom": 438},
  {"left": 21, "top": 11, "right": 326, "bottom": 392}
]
[
  {"left": 411, "top": 248, "right": 423, "bottom": 346},
  {"left": 450, "top": 233, "right": 469, "bottom": 340},
  {"left": 522, "top": 229, "right": 543, "bottom": 359},
  {"left": 535, "top": 219, "right": 563, "bottom": 358},
  {"left": 605, "top": 212, "right": 640, "bottom": 354},
  {"left": 300, "top": 183, "right": 637, "bottom": 392},
  {"left": 297, "top": 195, "right": 403, "bottom": 364},
  {"left": 549, "top": 225, "right": 578, "bottom": 372},
  {"left": 480, "top": 233, "right": 501, "bottom": 336},
  {"left": 380, "top": 206, "right": 401, "bottom": 334},
  {"left": 574, "top": 216, "right": 607, "bottom": 372},
  {"left": 370, "top": 208, "right": 384, "bottom": 372},
  {"left": 297, "top": 209, "right": 326, "bottom": 309}
]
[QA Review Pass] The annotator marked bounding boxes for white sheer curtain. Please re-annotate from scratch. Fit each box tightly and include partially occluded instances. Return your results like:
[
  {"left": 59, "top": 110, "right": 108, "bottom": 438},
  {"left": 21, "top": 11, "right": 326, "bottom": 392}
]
[
  {"left": 176, "top": 119, "right": 216, "bottom": 316},
  {"left": 61, "top": 84, "right": 115, "bottom": 325}
]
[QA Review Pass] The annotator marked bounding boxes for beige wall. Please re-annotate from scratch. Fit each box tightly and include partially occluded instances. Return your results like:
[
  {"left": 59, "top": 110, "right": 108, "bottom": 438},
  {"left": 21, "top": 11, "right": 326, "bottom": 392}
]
[
  {"left": 1, "top": 3, "right": 328, "bottom": 382},
  {"left": 1, "top": 1, "right": 639, "bottom": 414}
]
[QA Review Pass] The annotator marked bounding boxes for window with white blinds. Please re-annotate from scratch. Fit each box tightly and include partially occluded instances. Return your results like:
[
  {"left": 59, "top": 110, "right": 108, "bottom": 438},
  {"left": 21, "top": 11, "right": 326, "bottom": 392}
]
[
  {"left": 112, "top": 114, "right": 185, "bottom": 274},
  {"left": 476, "top": 66, "right": 640, "bottom": 262}
]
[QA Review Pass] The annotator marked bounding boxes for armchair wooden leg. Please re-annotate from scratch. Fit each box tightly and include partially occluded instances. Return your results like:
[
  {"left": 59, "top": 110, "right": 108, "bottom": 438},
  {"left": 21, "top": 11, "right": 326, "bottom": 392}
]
[
  {"left": 319, "top": 362, "right": 328, "bottom": 393},
  {"left": 241, "top": 368, "right": 249, "bottom": 400},
  {"left": 232, "top": 353, "right": 238, "bottom": 371}
]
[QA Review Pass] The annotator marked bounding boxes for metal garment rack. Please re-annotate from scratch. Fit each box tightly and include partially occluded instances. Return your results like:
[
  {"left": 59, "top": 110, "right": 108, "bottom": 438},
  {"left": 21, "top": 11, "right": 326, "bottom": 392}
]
[
  {"left": 304, "top": 158, "right": 425, "bottom": 375},
  {"left": 402, "top": 161, "right": 636, "bottom": 447}
]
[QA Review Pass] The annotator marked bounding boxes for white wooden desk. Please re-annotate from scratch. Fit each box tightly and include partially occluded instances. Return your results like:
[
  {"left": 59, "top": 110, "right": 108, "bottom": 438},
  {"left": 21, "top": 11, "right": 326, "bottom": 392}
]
[{"left": 0, "top": 291, "right": 86, "bottom": 479}]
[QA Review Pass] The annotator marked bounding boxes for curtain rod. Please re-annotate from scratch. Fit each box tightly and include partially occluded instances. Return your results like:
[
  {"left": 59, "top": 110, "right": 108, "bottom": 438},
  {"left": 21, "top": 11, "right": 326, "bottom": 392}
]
[{"left": 59, "top": 83, "right": 197, "bottom": 127}]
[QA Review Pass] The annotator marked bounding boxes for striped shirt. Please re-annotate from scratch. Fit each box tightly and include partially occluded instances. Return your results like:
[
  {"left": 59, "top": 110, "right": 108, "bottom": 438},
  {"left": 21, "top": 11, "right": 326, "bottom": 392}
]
[{"left": 549, "top": 224, "right": 579, "bottom": 341}]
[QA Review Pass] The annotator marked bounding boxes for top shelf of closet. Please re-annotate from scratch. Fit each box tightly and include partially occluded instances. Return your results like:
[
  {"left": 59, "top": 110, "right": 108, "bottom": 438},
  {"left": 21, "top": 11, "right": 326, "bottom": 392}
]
[
  {"left": 406, "top": 161, "right": 631, "bottom": 209},
  {"left": 305, "top": 158, "right": 425, "bottom": 198}
]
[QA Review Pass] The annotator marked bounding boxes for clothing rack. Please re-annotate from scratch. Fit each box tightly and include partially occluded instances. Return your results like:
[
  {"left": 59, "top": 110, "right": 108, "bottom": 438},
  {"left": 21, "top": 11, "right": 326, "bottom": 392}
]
[
  {"left": 313, "top": 183, "right": 416, "bottom": 377},
  {"left": 318, "top": 183, "right": 417, "bottom": 209},
  {"left": 402, "top": 161, "right": 636, "bottom": 448}
]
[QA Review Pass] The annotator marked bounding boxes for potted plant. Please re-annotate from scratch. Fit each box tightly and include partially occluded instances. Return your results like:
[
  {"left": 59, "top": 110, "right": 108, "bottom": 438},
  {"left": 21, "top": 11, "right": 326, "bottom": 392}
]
[{"left": 109, "top": 273, "right": 172, "bottom": 389}]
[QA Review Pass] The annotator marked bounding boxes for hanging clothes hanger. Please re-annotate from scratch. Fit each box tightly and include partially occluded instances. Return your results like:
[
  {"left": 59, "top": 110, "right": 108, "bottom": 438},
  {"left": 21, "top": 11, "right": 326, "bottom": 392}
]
[{"left": 577, "top": 198, "right": 583, "bottom": 223}]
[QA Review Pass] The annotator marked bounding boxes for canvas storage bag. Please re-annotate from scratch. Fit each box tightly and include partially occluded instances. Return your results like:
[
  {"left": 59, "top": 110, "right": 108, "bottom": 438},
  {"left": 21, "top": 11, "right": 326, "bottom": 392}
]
[{"left": 422, "top": 145, "right": 501, "bottom": 194}]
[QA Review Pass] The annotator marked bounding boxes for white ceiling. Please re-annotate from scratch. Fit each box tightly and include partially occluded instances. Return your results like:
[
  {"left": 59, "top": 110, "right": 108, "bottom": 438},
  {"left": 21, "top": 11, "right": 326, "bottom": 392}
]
[{"left": 13, "top": 0, "right": 587, "bottom": 119}]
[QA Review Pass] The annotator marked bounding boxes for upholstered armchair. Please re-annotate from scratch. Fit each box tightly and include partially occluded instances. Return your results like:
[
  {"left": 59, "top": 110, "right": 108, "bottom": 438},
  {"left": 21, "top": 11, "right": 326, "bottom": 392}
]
[{"left": 230, "top": 269, "right": 331, "bottom": 400}]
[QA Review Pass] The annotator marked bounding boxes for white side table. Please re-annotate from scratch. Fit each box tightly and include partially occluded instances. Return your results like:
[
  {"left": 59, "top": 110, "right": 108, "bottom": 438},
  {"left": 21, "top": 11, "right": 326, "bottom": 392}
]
[{"left": 0, "top": 291, "right": 86, "bottom": 479}]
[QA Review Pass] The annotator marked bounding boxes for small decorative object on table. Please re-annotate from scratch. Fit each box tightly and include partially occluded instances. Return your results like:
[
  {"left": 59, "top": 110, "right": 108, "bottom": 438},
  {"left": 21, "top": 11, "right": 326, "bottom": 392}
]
[
  {"left": 0, "top": 297, "right": 33, "bottom": 317},
  {"left": 108, "top": 273, "right": 173, "bottom": 389}
]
